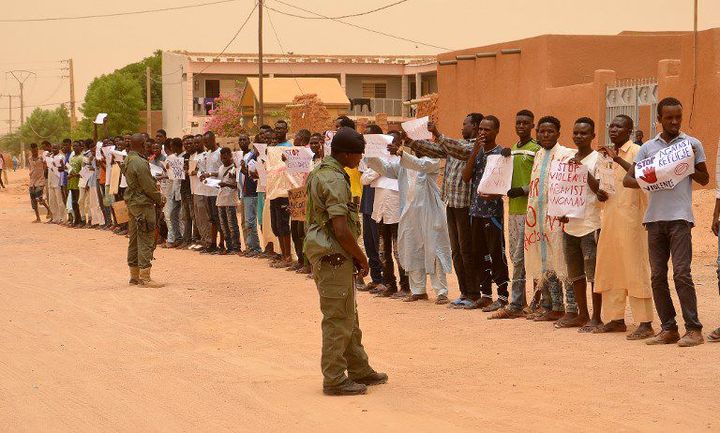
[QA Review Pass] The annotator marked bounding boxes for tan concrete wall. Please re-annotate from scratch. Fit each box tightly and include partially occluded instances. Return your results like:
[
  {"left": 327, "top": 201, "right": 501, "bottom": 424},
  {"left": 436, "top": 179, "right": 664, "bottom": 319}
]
[{"left": 436, "top": 32, "right": 686, "bottom": 151}]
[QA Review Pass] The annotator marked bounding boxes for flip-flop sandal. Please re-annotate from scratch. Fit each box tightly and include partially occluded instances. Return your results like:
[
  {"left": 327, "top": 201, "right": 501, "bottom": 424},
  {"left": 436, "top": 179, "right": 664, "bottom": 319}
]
[
  {"left": 578, "top": 324, "right": 601, "bottom": 333},
  {"left": 708, "top": 328, "right": 720, "bottom": 342}
]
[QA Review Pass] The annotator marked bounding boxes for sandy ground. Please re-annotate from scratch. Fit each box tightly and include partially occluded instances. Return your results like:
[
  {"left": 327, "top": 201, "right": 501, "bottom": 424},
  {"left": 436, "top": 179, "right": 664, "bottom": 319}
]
[{"left": 0, "top": 168, "right": 719, "bottom": 433}]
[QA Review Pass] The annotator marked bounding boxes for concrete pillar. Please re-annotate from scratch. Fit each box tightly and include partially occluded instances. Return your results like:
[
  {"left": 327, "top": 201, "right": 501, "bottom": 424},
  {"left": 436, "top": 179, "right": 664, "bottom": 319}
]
[
  {"left": 415, "top": 72, "right": 422, "bottom": 99},
  {"left": 401, "top": 74, "right": 409, "bottom": 117},
  {"left": 185, "top": 72, "right": 194, "bottom": 134},
  {"left": 340, "top": 72, "right": 347, "bottom": 90}
]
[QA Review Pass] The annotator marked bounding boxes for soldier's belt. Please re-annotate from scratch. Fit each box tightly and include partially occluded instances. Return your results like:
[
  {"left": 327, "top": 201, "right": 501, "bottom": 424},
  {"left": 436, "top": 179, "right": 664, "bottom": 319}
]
[{"left": 320, "top": 253, "right": 347, "bottom": 268}]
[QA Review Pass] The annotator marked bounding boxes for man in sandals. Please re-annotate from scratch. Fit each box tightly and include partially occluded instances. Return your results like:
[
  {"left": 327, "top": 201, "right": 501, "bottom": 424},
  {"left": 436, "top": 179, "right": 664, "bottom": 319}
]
[
  {"left": 593, "top": 115, "right": 655, "bottom": 339},
  {"left": 490, "top": 110, "right": 540, "bottom": 319},
  {"left": 624, "top": 97, "right": 709, "bottom": 347},
  {"left": 305, "top": 127, "right": 388, "bottom": 395}
]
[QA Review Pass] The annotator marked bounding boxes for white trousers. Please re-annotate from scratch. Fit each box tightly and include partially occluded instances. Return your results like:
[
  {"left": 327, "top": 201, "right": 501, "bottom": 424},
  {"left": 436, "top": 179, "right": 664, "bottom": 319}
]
[
  {"left": 48, "top": 186, "right": 66, "bottom": 223},
  {"left": 87, "top": 186, "right": 105, "bottom": 226},
  {"left": 408, "top": 260, "right": 448, "bottom": 296}
]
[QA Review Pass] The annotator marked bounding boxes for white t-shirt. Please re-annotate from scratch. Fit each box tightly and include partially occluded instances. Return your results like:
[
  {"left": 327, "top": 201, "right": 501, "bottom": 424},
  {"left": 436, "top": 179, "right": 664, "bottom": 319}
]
[
  {"left": 216, "top": 164, "right": 238, "bottom": 207},
  {"left": 200, "top": 148, "right": 221, "bottom": 197},
  {"left": 564, "top": 150, "right": 601, "bottom": 237}
]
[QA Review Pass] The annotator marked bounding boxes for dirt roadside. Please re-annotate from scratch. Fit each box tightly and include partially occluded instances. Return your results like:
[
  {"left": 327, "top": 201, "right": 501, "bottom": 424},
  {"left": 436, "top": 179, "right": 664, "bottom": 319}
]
[{"left": 0, "top": 169, "right": 718, "bottom": 433}]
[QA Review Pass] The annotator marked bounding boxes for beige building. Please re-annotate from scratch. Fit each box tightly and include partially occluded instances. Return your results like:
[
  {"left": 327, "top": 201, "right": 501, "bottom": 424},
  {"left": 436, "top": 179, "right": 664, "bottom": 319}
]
[{"left": 161, "top": 50, "right": 437, "bottom": 136}]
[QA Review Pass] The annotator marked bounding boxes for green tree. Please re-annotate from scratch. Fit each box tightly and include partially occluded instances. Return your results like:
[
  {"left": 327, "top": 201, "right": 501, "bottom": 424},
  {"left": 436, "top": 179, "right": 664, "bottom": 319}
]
[
  {"left": 78, "top": 72, "right": 144, "bottom": 137},
  {"left": 0, "top": 105, "right": 71, "bottom": 154},
  {"left": 117, "top": 50, "right": 162, "bottom": 110}
]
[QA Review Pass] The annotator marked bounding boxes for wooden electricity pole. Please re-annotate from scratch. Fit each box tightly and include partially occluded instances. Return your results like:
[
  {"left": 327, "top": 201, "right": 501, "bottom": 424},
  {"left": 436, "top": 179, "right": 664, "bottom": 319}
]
[{"left": 258, "top": 0, "right": 264, "bottom": 126}]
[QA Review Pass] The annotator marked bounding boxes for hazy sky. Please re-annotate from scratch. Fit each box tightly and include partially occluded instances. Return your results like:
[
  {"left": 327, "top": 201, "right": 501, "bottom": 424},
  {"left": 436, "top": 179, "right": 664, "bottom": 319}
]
[{"left": 1, "top": 0, "right": 718, "bottom": 133}]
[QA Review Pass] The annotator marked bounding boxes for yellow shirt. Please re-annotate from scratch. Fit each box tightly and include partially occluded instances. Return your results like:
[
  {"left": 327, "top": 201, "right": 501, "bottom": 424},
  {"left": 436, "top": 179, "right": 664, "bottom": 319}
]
[
  {"left": 344, "top": 167, "right": 363, "bottom": 200},
  {"left": 594, "top": 141, "right": 651, "bottom": 298}
]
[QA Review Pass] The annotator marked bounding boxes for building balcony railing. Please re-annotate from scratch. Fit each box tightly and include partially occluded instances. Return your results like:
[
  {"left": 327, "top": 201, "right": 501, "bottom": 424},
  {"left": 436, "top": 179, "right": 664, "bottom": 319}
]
[{"left": 349, "top": 98, "right": 403, "bottom": 117}]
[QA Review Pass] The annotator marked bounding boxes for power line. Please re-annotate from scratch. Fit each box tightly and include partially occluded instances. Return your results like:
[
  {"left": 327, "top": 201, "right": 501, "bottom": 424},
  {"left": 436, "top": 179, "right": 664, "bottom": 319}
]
[
  {"left": 175, "top": 1, "right": 258, "bottom": 83},
  {"left": 0, "top": 101, "right": 69, "bottom": 111},
  {"left": 265, "top": 0, "right": 409, "bottom": 20},
  {"left": 265, "top": 8, "right": 304, "bottom": 94},
  {"left": 0, "top": 0, "right": 239, "bottom": 23},
  {"left": 267, "top": 0, "right": 450, "bottom": 51}
]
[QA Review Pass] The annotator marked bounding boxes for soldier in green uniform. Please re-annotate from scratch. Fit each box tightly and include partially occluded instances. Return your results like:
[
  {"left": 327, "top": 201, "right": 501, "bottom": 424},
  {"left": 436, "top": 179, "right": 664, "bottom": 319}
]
[
  {"left": 124, "top": 133, "right": 165, "bottom": 288},
  {"left": 304, "top": 127, "right": 388, "bottom": 396}
]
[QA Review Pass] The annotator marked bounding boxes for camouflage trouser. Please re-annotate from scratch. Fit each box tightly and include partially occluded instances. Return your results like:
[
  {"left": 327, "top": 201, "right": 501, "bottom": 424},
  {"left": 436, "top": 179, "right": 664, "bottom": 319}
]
[
  {"left": 127, "top": 205, "right": 157, "bottom": 269},
  {"left": 315, "top": 257, "right": 374, "bottom": 387}
]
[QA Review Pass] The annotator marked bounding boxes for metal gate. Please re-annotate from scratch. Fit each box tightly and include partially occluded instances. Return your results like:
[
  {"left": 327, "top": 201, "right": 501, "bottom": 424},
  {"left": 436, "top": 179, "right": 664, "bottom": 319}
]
[{"left": 605, "top": 79, "right": 657, "bottom": 145}]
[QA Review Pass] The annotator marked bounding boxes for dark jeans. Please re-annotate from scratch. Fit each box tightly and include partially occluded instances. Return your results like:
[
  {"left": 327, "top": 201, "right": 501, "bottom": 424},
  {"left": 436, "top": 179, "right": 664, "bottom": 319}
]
[
  {"left": 362, "top": 213, "right": 383, "bottom": 284},
  {"left": 647, "top": 220, "right": 702, "bottom": 331},
  {"left": 446, "top": 207, "right": 474, "bottom": 296},
  {"left": 218, "top": 206, "right": 240, "bottom": 251},
  {"left": 291, "top": 220, "right": 306, "bottom": 265},
  {"left": 379, "top": 222, "right": 409, "bottom": 291},
  {"left": 180, "top": 191, "right": 195, "bottom": 243},
  {"left": 471, "top": 216, "right": 510, "bottom": 300},
  {"left": 70, "top": 188, "right": 82, "bottom": 224}
]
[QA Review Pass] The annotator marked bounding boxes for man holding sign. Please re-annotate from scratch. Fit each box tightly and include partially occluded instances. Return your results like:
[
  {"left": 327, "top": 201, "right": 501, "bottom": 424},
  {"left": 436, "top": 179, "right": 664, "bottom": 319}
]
[
  {"left": 461, "top": 115, "right": 511, "bottom": 312},
  {"left": 624, "top": 97, "right": 709, "bottom": 347},
  {"left": 594, "top": 115, "right": 655, "bottom": 339}
]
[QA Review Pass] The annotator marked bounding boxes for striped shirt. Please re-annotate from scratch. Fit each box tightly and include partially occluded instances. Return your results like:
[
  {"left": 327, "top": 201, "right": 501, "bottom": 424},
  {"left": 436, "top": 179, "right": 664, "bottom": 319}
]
[{"left": 409, "top": 135, "right": 474, "bottom": 208}]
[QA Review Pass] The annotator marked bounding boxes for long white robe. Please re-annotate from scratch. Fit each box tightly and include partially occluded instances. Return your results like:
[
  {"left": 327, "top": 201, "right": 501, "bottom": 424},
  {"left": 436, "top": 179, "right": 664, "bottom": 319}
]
[{"left": 366, "top": 152, "right": 452, "bottom": 274}]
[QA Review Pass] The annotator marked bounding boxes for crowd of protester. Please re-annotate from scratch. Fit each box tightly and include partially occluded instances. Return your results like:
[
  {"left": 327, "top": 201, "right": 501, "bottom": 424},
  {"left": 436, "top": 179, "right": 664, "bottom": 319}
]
[{"left": 25, "top": 96, "right": 720, "bottom": 347}]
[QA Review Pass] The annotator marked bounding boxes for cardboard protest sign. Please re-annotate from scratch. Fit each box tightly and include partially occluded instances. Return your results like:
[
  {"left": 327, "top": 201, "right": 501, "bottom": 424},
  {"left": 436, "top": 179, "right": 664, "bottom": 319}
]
[
  {"left": 401, "top": 116, "right": 432, "bottom": 141},
  {"left": 596, "top": 152, "right": 616, "bottom": 195},
  {"left": 282, "top": 147, "right": 314, "bottom": 174},
  {"left": 112, "top": 200, "right": 129, "bottom": 224},
  {"left": 477, "top": 154, "right": 513, "bottom": 195},
  {"left": 635, "top": 140, "right": 694, "bottom": 192},
  {"left": 363, "top": 134, "right": 393, "bottom": 158},
  {"left": 166, "top": 155, "right": 186, "bottom": 180},
  {"left": 288, "top": 186, "right": 307, "bottom": 221},
  {"left": 547, "top": 160, "right": 589, "bottom": 218}
]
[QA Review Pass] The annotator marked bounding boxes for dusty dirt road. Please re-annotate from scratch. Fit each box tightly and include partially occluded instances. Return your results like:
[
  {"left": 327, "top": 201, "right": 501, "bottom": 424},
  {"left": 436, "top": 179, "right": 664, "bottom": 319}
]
[{"left": 0, "top": 169, "right": 718, "bottom": 433}]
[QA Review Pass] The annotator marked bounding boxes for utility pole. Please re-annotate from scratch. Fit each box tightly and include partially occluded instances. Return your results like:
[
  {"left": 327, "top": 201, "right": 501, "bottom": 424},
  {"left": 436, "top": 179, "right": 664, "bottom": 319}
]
[
  {"left": 146, "top": 66, "right": 152, "bottom": 134},
  {"left": 61, "top": 59, "right": 78, "bottom": 129},
  {"left": 258, "top": 0, "right": 264, "bottom": 126},
  {"left": 7, "top": 70, "right": 35, "bottom": 126},
  {"left": 0, "top": 94, "right": 18, "bottom": 133},
  {"left": 68, "top": 59, "right": 77, "bottom": 129}
]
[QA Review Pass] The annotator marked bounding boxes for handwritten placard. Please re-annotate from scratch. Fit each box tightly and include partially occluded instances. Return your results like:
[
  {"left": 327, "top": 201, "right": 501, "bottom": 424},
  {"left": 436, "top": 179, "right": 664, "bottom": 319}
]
[
  {"left": 363, "top": 134, "right": 393, "bottom": 158},
  {"left": 282, "top": 147, "right": 314, "bottom": 174},
  {"left": 547, "top": 160, "right": 588, "bottom": 218},
  {"left": 635, "top": 140, "right": 694, "bottom": 192},
  {"left": 288, "top": 186, "right": 307, "bottom": 221},
  {"left": 166, "top": 155, "right": 186, "bottom": 180},
  {"left": 596, "top": 152, "right": 616, "bottom": 195},
  {"left": 477, "top": 154, "right": 513, "bottom": 195},
  {"left": 323, "top": 131, "right": 335, "bottom": 158},
  {"left": 401, "top": 116, "right": 432, "bottom": 141}
]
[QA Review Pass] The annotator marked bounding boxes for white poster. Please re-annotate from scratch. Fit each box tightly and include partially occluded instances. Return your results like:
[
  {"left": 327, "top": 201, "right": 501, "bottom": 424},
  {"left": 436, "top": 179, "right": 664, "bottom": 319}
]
[
  {"left": 547, "top": 160, "right": 589, "bottom": 218},
  {"left": 94, "top": 113, "right": 108, "bottom": 124},
  {"left": 401, "top": 116, "right": 432, "bottom": 141},
  {"left": 635, "top": 140, "right": 695, "bottom": 192},
  {"left": 596, "top": 152, "right": 616, "bottom": 195},
  {"left": 166, "top": 155, "right": 186, "bottom": 180},
  {"left": 363, "top": 134, "right": 393, "bottom": 158},
  {"left": 323, "top": 130, "right": 335, "bottom": 158},
  {"left": 477, "top": 154, "right": 513, "bottom": 195},
  {"left": 253, "top": 143, "right": 267, "bottom": 158},
  {"left": 282, "top": 147, "right": 314, "bottom": 174},
  {"left": 232, "top": 150, "right": 244, "bottom": 169},
  {"left": 149, "top": 163, "right": 164, "bottom": 178},
  {"left": 202, "top": 178, "right": 222, "bottom": 189}
]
